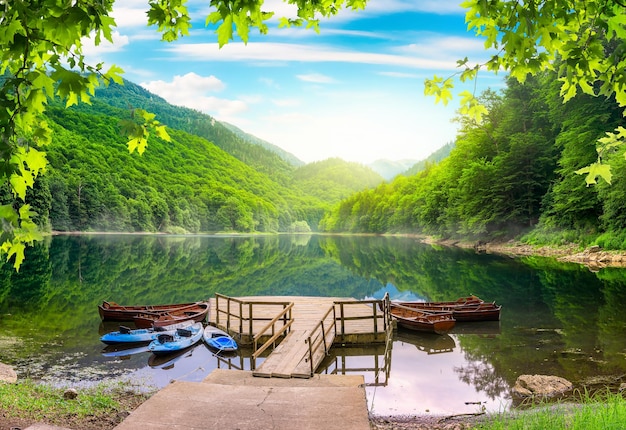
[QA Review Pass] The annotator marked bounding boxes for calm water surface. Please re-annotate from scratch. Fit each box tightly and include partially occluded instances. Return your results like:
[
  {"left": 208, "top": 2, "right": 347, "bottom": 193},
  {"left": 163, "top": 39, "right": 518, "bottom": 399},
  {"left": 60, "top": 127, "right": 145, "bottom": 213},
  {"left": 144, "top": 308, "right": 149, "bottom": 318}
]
[{"left": 1, "top": 234, "right": 626, "bottom": 416}]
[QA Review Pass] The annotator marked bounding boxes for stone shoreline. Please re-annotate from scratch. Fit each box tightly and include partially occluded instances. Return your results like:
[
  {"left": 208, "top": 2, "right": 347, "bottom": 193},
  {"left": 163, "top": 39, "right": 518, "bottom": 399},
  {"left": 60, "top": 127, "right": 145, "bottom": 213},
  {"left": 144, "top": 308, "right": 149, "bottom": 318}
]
[{"left": 421, "top": 237, "right": 626, "bottom": 269}]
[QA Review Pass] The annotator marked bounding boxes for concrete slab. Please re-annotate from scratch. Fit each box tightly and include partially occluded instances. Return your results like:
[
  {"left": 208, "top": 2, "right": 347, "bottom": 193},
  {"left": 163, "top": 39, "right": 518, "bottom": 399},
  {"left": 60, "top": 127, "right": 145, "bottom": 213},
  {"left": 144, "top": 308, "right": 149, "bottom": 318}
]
[{"left": 114, "top": 370, "right": 371, "bottom": 430}]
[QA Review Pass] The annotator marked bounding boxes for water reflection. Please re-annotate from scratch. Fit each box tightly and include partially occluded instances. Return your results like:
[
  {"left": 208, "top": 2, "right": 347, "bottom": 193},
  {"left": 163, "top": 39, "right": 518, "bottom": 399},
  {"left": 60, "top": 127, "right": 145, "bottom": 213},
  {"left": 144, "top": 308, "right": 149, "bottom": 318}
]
[
  {"left": 1, "top": 235, "right": 626, "bottom": 416},
  {"left": 367, "top": 335, "right": 510, "bottom": 415}
]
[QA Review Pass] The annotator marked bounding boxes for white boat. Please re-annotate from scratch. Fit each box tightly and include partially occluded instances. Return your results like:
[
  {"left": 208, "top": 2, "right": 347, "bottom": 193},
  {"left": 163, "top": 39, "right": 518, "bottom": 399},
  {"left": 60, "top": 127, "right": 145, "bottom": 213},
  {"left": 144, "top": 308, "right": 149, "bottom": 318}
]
[
  {"left": 203, "top": 325, "right": 238, "bottom": 352},
  {"left": 147, "top": 322, "right": 204, "bottom": 355}
]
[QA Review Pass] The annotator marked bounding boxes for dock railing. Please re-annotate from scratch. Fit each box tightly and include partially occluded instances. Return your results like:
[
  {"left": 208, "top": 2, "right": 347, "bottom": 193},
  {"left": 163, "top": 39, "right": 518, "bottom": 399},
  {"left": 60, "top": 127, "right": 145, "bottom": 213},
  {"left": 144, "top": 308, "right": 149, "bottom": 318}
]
[
  {"left": 302, "top": 293, "right": 392, "bottom": 376},
  {"left": 214, "top": 293, "right": 293, "bottom": 341},
  {"left": 333, "top": 292, "right": 392, "bottom": 341},
  {"left": 251, "top": 302, "right": 295, "bottom": 369},
  {"left": 304, "top": 305, "right": 337, "bottom": 375}
]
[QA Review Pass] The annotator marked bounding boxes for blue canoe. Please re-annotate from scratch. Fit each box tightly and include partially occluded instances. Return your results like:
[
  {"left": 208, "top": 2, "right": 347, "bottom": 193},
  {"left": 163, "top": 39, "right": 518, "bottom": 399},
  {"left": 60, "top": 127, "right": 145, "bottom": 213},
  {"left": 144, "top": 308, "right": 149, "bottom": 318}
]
[
  {"left": 100, "top": 321, "right": 194, "bottom": 344},
  {"left": 203, "top": 325, "right": 238, "bottom": 352},
  {"left": 147, "top": 322, "right": 203, "bottom": 355}
]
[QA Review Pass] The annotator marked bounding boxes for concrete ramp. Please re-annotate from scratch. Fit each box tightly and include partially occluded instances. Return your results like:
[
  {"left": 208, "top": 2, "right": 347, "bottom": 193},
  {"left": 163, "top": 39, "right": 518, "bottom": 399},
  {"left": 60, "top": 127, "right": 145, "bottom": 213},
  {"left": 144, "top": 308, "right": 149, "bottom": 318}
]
[{"left": 114, "top": 369, "right": 371, "bottom": 430}]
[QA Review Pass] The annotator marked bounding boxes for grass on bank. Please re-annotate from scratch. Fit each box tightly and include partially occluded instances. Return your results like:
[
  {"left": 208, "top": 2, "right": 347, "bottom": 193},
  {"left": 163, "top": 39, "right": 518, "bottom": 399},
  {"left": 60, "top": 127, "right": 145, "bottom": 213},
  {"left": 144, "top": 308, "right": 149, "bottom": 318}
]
[
  {"left": 476, "top": 390, "right": 626, "bottom": 430},
  {"left": 0, "top": 379, "right": 151, "bottom": 425}
]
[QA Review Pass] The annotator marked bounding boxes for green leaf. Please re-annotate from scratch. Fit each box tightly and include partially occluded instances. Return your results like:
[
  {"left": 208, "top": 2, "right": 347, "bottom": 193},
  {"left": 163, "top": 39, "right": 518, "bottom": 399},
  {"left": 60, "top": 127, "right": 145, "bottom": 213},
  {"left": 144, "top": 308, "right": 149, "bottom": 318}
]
[
  {"left": 576, "top": 162, "right": 612, "bottom": 185},
  {"left": 5, "top": 241, "right": 26, "bottom": 271},
  {"left": 155, "top": 125, "right": 170, "bottom": 141},
  {"left": 216, "top": 15, "right": 234, "bottom": 47}
]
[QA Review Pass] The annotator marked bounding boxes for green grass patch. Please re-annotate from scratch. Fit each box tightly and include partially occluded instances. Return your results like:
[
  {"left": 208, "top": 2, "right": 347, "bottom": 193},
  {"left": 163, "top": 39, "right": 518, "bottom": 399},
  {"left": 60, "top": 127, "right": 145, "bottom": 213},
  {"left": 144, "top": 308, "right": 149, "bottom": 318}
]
[
  {"left": 476, "top": 391, "right": 626, "bottom": 430},
  {"left": 0, "top": 379, "right": 150, "bottom": 424}
]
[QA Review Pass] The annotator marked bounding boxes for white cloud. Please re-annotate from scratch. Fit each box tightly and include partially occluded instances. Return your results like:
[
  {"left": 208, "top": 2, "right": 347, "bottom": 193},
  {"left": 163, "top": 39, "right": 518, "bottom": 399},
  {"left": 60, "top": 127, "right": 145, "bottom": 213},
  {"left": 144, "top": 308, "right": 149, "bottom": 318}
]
[
  {"left": 146, "top": 72, "right": 225, "bottom": 93},
  {"left": 364, "top": 0, "right": 465, "bottom": 15},
  {"left": 81, "top": 31, "right": 130, "bottom": 65},
  {"left": 111, "top": 6, "right": 149, "bottom": 29},
  {"left": 395, "top": 36, "right": 488, "bottom": 60},
  {"left": 163, "top": 42, "right": 463, "bottom": 71},
  {"left": 140, "top": 73, "right": 247, "bottom": 118},
  {"left": 296, "top": 73, "right": 337, "bottom": 84}
]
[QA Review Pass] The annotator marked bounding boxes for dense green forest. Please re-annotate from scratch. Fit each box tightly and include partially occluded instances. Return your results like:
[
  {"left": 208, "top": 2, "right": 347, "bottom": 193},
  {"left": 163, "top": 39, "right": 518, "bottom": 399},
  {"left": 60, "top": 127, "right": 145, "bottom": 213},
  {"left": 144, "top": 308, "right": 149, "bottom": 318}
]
[
  {"left": 13, "top": 68, "right": 626, "bottom": 246},
  {"left": 320, "top": 70, "right": 626, "bottom": 248},
  {"left": 17, "top": 81, "right": 384, "bottom": 234}
]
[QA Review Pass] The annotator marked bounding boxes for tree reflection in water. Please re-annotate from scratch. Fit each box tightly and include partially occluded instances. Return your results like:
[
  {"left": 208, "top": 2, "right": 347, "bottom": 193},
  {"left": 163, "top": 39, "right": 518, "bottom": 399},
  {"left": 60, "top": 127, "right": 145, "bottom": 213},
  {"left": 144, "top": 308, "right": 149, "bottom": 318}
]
[{"left": 3, "top": 235, "right": 626, "bottom": 415}]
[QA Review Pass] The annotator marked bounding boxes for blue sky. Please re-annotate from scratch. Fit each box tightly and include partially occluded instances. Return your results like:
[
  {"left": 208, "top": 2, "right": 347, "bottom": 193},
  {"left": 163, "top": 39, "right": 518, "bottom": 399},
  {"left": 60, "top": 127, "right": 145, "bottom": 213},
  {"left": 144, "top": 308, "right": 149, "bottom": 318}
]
[{"left": 83, "top": 0, "right": 503, "bottom": 164}]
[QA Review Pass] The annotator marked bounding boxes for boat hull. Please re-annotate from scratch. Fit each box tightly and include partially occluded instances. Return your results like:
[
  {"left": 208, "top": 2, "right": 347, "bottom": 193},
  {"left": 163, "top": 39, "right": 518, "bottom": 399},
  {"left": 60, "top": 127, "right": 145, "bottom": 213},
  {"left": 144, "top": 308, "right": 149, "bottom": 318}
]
[
  {"left": 396, "top": 301, "right": 501, "bottom": 322},
  {"left": 390, "top": 304, "right": 456, "bottom": 335},
  {"left": 100, "top": 321, "right": 195, "bottom": 344},
  {"left": 203, "top": 325, "right": 238, "bottom": 352},
  {"left": 133, "top": 303, "right": 209, "bottom": 329},
  {"left": 98, "top": 301, "right": 200, "bottom": 321},
  {"left": 147, "top": 322, "right": 204, "bottom": 355}
]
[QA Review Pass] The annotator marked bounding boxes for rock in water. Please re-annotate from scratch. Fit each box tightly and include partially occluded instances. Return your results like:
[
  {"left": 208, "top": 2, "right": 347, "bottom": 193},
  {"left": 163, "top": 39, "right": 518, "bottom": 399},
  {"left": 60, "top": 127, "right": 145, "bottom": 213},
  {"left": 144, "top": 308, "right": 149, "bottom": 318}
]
[{"left": 512, "top": 374, "right": 573, "bottom": 398}]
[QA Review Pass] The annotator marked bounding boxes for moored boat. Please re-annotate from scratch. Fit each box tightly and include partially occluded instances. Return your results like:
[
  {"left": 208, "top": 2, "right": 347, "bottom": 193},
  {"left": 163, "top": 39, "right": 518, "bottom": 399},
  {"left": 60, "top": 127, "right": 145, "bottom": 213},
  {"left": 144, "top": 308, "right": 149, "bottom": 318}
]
[
  {"left": 100, "top": 320, "right": 195, "bottom": 344},
  {"left": 98, "top": 300, "right": 200, "bottom": 321},
  {"left": 133, "top": 302, "right": 209, "bottom": 328},
  {"left": 147, "top": 322, "right": 204, "bottom": 355},
  {"left": 394, "top": 298, "right": 501, "bottom": 322},
  {"left": 203, "top": 325, "right": 238, "bottom": 353},
  {"left": 389, "top": 303, "right": 456, "bottom": 334}
]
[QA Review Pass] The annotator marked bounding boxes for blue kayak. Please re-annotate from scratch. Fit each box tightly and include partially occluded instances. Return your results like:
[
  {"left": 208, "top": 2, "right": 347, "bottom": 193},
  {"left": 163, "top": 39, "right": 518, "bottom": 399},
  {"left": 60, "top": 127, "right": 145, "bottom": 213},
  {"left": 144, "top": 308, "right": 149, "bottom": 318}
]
[
  {"left": 203, "top": 325, "right": 238, "bottom": 352},
  {"left": 100, "top": 321, "right": 194, "bottom": 344},
  {"left": 148, "top": 322, "right": 203, "bottom": 355}
]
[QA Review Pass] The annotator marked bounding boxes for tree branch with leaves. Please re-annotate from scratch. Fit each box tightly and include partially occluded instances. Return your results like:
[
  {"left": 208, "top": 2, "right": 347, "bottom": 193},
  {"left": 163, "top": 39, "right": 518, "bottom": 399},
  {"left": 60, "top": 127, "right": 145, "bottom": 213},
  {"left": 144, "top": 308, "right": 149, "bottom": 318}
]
[{"left": 426, "top": 0, "right": 626, "bottom": 185}]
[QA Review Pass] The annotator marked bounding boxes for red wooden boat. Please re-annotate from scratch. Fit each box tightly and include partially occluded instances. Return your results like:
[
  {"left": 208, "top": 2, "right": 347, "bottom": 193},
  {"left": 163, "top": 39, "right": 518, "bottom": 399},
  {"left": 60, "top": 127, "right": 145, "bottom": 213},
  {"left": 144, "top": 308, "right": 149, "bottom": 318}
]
[
  {"left": 98, "top": 301, "right": 200, "bottom": 321},
  {"left": 133, "top": 302, "right": 209, "bottom": 328},
  {"left": 389, "top": 304, "right": 456, "bottom": 334},
  {"left": 396, "top": 301, "right": 501, "bottom": 322}
]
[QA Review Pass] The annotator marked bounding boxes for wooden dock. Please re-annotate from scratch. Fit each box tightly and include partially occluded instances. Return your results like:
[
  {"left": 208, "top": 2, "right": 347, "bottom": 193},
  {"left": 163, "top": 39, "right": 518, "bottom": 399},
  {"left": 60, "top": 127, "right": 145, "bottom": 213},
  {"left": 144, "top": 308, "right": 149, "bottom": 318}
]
[{"left": 208, "top": 295, "right": 391, "bottom": 379}]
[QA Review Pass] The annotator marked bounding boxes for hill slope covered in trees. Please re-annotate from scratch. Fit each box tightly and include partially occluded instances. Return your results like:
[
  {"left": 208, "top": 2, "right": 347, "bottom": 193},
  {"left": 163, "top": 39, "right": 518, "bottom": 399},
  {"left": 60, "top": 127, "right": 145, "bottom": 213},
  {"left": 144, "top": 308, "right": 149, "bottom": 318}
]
[
  {"left": 321, "top": 70, "right": 625, "bottom": 249},
  {"left": 24, "top": 79, "right": 390, "bottom": 234}
]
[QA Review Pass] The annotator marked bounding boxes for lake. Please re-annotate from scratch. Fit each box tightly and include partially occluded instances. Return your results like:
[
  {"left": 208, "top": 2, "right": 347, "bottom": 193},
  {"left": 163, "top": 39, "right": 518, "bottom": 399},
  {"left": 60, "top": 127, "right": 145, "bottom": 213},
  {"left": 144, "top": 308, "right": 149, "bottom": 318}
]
[{"left": 1, "top": 234, "right": 626, "bottom": 417}]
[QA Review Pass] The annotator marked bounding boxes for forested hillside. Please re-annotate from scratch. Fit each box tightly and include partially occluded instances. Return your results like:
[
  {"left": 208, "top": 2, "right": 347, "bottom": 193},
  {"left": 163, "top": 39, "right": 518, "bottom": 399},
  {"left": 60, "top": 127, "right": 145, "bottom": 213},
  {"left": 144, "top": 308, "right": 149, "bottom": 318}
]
[
  {"left": 320, "top": 69, "right": 626, "bottom": 249},
  {"left": 402, "top": 142, "right": 454, "bottom": 177},
  {"left": 89, "top": 81, "right": 299, "bottom": 184},
  {"left": 15, "top": 80, "right": 391, "bottom": 234},
  {"left": 44, "top": 104, "right": 324, "bottom": 233},
  {"left": 293, "top": 158, "right": 384, "bottom": 203}
]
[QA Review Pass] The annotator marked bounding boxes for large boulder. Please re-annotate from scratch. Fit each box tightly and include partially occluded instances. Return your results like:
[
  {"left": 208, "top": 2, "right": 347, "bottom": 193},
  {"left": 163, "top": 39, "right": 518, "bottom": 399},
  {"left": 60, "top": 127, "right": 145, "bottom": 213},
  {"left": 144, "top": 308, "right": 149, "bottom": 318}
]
[
  {"left": 512, "top": 374, "right": 573, "bottom": 399},
  {"left": 0, "top": 362, "right": 17, "bottom": 384}
]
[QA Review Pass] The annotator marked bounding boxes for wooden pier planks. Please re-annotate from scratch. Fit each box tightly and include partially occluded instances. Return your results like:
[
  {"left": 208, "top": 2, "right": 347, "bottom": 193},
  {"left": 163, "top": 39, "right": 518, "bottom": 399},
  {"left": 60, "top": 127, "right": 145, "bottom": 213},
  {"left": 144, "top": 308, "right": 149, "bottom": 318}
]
[{"left": 209, "top": 296, "right": 387, "bottom": 379}]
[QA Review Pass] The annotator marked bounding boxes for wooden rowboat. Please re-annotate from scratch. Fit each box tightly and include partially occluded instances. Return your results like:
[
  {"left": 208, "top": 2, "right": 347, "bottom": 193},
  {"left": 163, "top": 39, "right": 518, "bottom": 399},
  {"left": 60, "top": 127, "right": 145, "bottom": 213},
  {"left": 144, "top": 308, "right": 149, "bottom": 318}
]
[
  {"left": 389, "top": 303, "right": 456, "bottom": 334},
  {"left": 394, "top": 299, "right": 501, "bottom": 322},
  {"left": 415, "top": 295, "right": 484, "bottom": 307},
  {"left": 98, "top": 301, "right": 200, "bottom": 321},
  {"left": 133, "top": 302, "right": 209, "bottom": 328}
]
